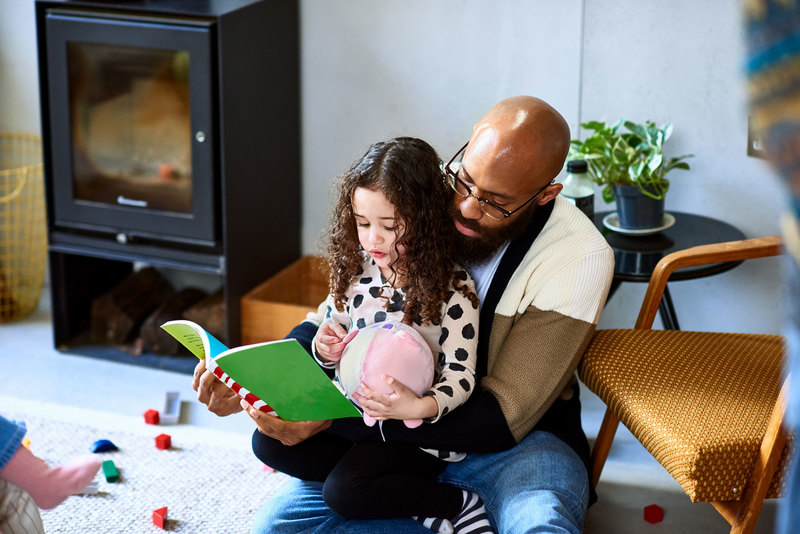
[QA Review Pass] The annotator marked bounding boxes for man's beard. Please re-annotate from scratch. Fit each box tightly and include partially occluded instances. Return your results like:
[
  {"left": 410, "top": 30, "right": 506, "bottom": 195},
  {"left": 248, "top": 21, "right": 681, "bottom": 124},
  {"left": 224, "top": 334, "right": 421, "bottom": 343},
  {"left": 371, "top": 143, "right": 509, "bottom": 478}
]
[{"left": 450, "top": 202, "right": 538, "bottom": 266}]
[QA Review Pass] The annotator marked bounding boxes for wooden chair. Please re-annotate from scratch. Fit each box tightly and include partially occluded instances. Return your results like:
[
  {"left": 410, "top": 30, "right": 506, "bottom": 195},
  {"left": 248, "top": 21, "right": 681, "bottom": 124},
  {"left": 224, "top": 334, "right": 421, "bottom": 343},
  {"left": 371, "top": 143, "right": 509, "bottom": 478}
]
[{"left": 579, "top": 236, "right": 790, "bottom": 534}]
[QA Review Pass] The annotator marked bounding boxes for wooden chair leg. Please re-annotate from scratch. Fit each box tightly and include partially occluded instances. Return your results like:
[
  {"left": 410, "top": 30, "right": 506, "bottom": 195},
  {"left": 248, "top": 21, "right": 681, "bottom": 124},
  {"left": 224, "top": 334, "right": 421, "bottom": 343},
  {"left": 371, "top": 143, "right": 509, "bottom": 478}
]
[
  {"left": 729, "top": 377, "right": 790, "bottom": 534},
  {"left": 591, "top": 408, "right": 620, "bottom": 487}
]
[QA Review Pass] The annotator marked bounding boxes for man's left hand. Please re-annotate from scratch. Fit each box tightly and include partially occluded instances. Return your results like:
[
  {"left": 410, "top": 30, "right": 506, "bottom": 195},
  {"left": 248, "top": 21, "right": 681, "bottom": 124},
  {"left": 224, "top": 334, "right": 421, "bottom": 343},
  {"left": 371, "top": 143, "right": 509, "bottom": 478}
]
[{"left": 240, "top": 399, "right": 332, "bottom": 446}]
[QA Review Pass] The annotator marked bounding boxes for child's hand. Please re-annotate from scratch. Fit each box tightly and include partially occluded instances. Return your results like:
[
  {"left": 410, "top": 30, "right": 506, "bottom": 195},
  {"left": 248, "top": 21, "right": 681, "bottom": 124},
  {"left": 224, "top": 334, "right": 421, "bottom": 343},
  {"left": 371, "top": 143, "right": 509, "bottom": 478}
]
[
  {"left": 353, "top": 376, "right": 438, "bottom": 421},
  {"left": 315, "top": 322, "right": 349, "bottom": 362}
]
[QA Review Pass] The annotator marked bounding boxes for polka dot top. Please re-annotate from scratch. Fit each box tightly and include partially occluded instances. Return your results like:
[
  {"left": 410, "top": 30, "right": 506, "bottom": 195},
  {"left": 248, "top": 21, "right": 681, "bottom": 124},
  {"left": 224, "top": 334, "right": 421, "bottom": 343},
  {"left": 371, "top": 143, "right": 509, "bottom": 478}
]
[{"left": 314, "top": 256, "right": 480, "bottom": 424}]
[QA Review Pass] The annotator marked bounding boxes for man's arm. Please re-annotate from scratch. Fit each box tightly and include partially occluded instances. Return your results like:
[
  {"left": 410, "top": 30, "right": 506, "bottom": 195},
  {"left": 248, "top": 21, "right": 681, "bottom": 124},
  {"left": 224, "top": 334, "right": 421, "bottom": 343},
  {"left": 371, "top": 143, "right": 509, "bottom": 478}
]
[
  {"left": 372, "top": 389, "right": 516, "bottom": 452},
  {"left": 372, "top": 310, "right": 595, "bottom": 452},
  {"left": 379, "top": 245, "right": 614, "bottom": 452}
]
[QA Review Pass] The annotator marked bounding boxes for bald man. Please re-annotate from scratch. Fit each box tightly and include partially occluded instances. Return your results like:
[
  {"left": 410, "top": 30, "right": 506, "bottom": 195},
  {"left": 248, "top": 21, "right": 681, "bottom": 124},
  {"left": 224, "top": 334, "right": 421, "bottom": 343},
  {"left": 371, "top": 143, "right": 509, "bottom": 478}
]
[{"left": 194, "top": 96, "right": 614, "bottom": 533}]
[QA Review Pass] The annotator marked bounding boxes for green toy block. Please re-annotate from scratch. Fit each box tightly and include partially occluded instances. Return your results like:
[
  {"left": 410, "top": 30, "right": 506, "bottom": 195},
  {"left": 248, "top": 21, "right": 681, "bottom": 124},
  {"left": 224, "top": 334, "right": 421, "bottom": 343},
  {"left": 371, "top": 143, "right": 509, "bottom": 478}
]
[{"left": 102, "top": 459, "right": 119, "bottom": 482}]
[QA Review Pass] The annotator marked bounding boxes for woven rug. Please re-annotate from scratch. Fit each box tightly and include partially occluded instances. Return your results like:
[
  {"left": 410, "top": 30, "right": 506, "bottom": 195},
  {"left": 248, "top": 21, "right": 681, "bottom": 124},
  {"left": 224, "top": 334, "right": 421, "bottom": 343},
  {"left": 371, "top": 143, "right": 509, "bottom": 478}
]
[{"left": 0, "top": 396, "right": 290, "bottom": 533}]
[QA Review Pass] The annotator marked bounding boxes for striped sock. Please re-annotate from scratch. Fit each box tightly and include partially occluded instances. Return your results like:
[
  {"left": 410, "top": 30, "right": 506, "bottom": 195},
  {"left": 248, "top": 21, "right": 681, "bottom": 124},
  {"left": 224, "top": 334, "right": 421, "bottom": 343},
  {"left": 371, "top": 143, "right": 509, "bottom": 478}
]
[
  {"left": 451, "top": 490, "right": 494, "bottom": 534},
  {"left": 412, "top": 515, "right": 454, "bottom": 534}
]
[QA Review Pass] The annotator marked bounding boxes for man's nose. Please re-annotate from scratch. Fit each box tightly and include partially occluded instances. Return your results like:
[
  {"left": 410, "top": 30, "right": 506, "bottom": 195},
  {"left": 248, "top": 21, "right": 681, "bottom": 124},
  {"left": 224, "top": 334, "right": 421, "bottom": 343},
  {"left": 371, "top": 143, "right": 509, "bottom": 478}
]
[{"left": 458, "top": 195, "right": 484, "bottom": 220}]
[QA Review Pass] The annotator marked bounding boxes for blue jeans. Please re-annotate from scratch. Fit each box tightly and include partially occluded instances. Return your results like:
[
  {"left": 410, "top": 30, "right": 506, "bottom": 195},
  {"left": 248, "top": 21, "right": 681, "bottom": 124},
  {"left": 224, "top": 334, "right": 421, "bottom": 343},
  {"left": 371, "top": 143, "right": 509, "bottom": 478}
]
[{"left": 252, "top": 430, "right": 589, "bottom": 534}]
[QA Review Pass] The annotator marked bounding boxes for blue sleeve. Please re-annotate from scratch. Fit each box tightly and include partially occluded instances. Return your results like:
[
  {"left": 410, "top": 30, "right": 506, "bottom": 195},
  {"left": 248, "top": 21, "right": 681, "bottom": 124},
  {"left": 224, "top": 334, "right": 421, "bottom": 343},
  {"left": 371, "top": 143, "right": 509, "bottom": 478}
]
[{"left": 0, "top": 415, "right": 26, "bottom": 470}]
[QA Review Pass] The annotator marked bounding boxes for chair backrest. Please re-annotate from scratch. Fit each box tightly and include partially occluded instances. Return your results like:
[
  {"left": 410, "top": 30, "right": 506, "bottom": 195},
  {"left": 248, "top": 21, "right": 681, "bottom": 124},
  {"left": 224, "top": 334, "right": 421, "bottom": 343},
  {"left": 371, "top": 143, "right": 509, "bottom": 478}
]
[{"left": 634, "top": 236, "right": 784, "bottom": 329}]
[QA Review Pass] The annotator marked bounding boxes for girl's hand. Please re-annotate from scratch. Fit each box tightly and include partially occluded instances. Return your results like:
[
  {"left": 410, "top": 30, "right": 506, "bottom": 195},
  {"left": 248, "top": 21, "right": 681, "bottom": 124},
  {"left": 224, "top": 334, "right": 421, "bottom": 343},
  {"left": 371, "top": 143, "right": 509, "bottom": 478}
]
[
  {"left": 353, "top": 376, "right": 438, "bottom": 421},
  {"left": 315, "top": 322, "right": 349, "bottom": 362}
]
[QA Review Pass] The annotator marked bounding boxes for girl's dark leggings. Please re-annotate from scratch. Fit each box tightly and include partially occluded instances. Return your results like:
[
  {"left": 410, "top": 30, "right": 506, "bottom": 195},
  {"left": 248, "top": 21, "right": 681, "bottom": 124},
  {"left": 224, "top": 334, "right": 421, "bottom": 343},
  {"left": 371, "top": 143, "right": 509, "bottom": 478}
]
[{"left": 252, "top": 429, "right": 463, "bottom": 520}]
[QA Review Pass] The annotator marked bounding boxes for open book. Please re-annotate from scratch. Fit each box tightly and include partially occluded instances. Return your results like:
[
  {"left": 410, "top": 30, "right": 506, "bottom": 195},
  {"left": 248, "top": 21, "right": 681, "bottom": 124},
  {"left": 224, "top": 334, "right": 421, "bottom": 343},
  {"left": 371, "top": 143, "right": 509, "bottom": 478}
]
[{"left": 161, "top": 320, "right": 360, "bottom": 421}]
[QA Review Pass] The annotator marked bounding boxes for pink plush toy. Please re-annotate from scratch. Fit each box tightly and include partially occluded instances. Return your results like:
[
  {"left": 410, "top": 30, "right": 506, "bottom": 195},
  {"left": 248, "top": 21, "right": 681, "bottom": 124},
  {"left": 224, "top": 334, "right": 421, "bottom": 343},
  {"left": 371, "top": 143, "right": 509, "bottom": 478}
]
[{"left": 338, "top": 321, "right": 434, "bottom": 428}]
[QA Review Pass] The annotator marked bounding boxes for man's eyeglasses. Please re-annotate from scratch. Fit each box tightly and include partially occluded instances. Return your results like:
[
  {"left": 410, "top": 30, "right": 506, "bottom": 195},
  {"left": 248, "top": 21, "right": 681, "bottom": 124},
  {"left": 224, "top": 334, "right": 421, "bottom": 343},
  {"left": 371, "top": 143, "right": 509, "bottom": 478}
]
[{"left": 444, "top": 142, "right": 552, "bottom": 221}]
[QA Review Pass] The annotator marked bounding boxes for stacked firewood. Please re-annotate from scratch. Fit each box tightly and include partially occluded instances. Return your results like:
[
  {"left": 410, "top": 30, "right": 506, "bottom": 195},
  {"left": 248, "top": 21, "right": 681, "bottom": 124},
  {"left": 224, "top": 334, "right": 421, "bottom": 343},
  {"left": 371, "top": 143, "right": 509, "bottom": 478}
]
[{"left": 90, "top": 267, "right": 225, "bottom": 355}]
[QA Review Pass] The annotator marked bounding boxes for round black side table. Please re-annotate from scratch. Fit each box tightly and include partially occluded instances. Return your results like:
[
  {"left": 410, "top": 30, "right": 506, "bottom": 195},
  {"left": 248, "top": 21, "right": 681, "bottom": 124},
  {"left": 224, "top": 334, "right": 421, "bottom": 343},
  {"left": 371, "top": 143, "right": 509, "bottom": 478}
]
[{"left": 593, "top": 211, "right": 746, "bottom": 330}]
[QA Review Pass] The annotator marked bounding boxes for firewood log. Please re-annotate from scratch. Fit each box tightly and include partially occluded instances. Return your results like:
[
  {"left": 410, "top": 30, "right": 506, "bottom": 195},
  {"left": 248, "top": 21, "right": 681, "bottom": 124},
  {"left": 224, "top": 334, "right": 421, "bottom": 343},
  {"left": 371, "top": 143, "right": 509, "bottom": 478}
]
[
  {"left": 140, "top": 287, "right": 208, "bottom": 355},
  {"left": 182, "top": 289, "right": 226, "bottom": 344},
  {"left": 90, "top": 267, "right": 174, "bottom": 344}
]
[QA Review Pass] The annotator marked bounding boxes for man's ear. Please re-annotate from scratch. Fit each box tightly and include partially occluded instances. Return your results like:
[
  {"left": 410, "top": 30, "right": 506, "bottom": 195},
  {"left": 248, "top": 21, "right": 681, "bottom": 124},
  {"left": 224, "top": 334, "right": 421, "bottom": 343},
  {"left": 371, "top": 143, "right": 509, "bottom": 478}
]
[{"left": 537, "top": 183, "right": 563, "bottom": 205}]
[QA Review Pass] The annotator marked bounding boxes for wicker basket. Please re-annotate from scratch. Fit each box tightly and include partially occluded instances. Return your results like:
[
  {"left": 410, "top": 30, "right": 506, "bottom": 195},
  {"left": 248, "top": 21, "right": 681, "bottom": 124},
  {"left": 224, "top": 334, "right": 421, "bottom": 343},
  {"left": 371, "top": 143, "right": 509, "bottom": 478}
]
[{"left": 0, "top": 133, "right": 46, "bottom": 323}]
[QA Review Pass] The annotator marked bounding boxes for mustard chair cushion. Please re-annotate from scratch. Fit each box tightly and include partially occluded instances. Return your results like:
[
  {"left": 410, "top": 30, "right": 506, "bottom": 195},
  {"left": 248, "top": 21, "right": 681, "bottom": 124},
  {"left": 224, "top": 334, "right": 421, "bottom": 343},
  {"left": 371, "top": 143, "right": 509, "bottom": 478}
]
[{"left": 579, "top": 328, "right": 789, "bottom": 502}]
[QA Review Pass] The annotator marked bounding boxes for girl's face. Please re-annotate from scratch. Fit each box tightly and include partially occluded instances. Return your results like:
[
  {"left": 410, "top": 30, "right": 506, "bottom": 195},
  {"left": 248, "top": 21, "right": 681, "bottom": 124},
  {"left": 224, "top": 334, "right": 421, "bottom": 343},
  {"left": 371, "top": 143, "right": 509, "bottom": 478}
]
[{"left": 351, "top": 187, "right": 405, "bottom": 276}]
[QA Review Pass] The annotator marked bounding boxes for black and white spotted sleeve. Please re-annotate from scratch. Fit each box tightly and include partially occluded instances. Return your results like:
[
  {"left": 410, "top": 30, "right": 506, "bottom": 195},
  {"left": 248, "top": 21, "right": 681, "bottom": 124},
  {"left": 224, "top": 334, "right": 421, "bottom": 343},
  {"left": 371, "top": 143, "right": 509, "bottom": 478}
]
[{"left": 426, "top": 268, "right": 479, "bottom": 422}]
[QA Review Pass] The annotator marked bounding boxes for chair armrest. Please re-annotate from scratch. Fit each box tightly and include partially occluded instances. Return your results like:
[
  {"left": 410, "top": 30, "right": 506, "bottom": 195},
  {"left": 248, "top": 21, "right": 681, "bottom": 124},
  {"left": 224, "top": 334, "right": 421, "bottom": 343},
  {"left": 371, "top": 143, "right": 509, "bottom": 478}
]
[{"left": 635, "top": 235, "right": 783, "bottom": 329}]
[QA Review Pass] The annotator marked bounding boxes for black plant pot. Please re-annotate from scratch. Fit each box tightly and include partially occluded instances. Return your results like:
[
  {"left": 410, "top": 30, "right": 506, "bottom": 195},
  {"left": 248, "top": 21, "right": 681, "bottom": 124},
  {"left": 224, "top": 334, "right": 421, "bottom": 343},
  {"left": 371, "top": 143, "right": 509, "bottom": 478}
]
[{"left": 613, "top": 185, "right": 665, "bottom": 229}]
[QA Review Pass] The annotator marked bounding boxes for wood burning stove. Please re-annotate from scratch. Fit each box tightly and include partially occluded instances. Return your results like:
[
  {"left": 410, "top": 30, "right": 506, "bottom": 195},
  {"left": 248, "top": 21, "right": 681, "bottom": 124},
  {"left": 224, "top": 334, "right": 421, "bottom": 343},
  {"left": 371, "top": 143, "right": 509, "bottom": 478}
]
[{"left": 35, "top": 0, "right": 300, "bottom": 372}]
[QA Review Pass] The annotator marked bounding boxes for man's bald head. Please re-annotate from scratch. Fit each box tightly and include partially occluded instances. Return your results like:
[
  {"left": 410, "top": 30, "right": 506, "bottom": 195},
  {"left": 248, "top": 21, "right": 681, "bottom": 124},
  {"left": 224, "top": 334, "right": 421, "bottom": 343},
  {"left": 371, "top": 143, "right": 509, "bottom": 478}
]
[
  {"left": 450, "top": 96, "right": 570, "bottom": 264},
  {"left": 466, "top": 96, "right": 571, "bottom": 192}
]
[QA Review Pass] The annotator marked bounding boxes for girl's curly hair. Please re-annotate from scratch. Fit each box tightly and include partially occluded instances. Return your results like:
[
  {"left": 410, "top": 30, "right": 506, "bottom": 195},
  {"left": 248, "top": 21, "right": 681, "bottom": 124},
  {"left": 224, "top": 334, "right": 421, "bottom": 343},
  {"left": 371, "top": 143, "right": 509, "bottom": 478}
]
[{"left": 325, "top": 137, "right": 478, "bottom": 326}]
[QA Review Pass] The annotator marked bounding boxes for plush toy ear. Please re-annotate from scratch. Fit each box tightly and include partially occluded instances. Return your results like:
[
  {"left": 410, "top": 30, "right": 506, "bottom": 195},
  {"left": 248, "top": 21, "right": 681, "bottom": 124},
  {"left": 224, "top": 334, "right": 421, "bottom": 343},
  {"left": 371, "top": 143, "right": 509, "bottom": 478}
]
[
  {"left": 363, "top": 413, "right": 378, "bottom": 427},
  {"left": 403, "top": 418, "right": 423, "bottom": 429}
]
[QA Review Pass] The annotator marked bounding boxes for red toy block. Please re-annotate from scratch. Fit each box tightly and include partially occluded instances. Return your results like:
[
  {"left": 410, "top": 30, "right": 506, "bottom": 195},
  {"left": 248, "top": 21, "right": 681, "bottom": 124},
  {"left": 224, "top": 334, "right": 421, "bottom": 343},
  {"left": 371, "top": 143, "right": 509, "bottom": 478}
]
[
  {"left": 144, "top": 409, "right": 160, "bottom": 425},
  {"left": 152, "top": 506, "right": 168, "bottom": 529},
  {"left": 644, "top": 503, "right": 664, "bottom": 524},
  {"left": 155, "top": 433, "right": 172, "bottom": 450}
]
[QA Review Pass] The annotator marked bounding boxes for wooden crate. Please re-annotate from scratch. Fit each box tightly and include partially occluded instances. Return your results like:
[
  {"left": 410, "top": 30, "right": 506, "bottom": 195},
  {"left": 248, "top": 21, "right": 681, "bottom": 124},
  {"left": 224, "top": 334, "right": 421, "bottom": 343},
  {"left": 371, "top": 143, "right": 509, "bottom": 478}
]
[{"left": 240, "top": 256, "right": 329, "bottom": 344}]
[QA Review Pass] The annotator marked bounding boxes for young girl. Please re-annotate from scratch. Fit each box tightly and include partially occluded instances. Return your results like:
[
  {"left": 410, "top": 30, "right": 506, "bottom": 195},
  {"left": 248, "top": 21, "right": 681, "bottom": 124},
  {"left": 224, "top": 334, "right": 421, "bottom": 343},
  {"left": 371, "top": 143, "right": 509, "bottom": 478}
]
[{"left": 247, "top": 137, "right": 493, "bottom": 534}]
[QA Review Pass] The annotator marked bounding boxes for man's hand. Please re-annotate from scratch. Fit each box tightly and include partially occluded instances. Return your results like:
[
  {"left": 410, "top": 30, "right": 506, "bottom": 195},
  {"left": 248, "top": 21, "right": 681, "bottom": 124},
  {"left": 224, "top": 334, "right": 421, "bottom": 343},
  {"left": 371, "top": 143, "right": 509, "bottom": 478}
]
[
  {"left": 191, "top": 359, "right": 243, "bottom": 416},
  {"left": 240, "top": 399, "right": 332, "bottom": 446}
]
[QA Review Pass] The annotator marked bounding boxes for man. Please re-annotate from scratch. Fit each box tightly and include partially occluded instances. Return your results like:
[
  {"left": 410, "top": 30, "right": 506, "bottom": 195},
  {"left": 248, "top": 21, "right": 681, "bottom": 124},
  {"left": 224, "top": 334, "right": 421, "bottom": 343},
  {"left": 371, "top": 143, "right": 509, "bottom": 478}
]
[{"left": 194, "top": 95, "right": 614, "bottom": 533}]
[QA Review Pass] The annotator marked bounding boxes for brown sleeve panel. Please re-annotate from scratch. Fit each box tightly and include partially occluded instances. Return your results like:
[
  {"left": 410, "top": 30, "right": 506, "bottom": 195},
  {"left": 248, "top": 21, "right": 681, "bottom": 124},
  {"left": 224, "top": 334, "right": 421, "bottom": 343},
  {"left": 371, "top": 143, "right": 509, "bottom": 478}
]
[{"left": 481, "top": 306, "right": 596, "bottom": 442}]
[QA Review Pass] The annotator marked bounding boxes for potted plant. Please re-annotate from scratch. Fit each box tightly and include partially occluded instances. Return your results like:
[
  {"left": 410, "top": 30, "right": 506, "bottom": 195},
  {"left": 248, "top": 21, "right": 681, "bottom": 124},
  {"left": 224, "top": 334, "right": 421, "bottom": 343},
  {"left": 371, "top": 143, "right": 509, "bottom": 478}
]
[{"left": 568, "top": 119, "right": 693, "bottom": 230}]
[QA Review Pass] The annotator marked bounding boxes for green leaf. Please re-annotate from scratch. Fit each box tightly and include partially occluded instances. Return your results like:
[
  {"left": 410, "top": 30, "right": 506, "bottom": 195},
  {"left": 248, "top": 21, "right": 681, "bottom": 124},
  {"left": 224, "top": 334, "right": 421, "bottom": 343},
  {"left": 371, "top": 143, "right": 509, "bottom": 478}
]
[
  {"left": 625, "top": 121, "right": 649, "bottom": 142},
  {"left": 581, "top": 121, "right": 608, "bottom": 132},
  {"left": 629, "top": 159, "right": 646, "bottom": 181},
  {"left": 662, "top": 123, "right": 673, "bottom": 142},
  {"left": 646, "top": 152, "right": 664, "bottom": 173}
]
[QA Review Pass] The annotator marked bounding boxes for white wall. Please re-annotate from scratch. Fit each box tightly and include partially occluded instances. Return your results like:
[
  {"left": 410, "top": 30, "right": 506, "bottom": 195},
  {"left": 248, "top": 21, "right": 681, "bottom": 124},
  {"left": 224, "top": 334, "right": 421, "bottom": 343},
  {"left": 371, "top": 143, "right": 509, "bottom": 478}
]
[
  {"left": 0, "top": 0, "right": 39, "bottom": 135},
  {"left": 299, "top": 0, "right": 583, "bottom": 250},
  {"left": 0, "top": 0, "right": 786, "bottom": 334},
  {"left": 581, "top": 1, "right": 785, "bottom": 334}
]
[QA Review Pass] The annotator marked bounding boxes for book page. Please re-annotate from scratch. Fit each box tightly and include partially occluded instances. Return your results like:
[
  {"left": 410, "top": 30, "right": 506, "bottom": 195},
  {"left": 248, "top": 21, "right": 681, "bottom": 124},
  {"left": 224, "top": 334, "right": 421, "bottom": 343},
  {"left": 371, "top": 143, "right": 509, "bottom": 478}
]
[{"left": 161, "top": 320, "right": 229, "bottom": 359}]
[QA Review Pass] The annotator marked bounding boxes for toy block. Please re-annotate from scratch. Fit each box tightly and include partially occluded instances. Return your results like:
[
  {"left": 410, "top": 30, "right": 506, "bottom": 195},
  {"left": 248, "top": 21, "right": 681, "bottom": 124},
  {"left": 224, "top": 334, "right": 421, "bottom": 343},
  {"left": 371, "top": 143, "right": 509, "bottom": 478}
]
[
  {"left": 161, "top": 391, "right": 181, "bottom": 424},
  {"left": 262, "top": 464, "right": 276, "bottom": 473},
  {"left": 152, "top": 506, "right": 168, "bottom": 529},
  {"left": 21, "top": 438, "right": 31, "bottom": 451},
  {"left": 75, "top": 480, "right": 99, "bottom": 495},
  {"left": 92, "top": 439, "right": 119, "bottom": 452},
  {"left": 644, "top": 503, "right": 664, "bottom": 524},
  {"left": 144, "top": 409, "right": 160, "bottom": 425},
  {"left": 102, "top": 459, "right": 119, "bottom": 482},
  {"left": 155, "top": 433, "right": 172, "bottom": 450}
]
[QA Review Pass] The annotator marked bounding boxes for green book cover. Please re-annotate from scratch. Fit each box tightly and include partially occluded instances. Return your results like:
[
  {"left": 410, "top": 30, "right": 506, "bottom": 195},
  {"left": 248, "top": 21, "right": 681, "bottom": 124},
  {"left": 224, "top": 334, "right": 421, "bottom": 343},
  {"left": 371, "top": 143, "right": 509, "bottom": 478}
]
[{"left": 161, "top": 320, "right": 360, "bottom": 421}]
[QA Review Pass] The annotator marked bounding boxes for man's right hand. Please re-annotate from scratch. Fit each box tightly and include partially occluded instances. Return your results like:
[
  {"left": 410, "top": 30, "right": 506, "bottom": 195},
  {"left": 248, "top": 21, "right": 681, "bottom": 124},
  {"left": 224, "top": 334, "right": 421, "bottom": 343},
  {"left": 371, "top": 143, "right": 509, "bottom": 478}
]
[{"left": 191, "top": 359, "right": 243, "bottom": 416}]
